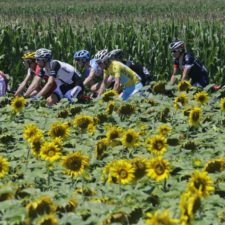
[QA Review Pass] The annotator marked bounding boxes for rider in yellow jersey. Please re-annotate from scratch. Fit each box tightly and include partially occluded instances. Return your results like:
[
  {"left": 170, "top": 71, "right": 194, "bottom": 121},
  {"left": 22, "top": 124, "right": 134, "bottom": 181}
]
[{"left": 95, "top": 49, "right": 143, "bottom": 100}]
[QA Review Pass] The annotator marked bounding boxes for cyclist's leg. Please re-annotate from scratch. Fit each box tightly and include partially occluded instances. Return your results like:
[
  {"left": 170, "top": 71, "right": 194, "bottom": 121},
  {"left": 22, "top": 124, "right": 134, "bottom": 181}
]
[
  {"left": 47, "top": 93, "right": 60, "bottom": 106},
  {"left": 120, "top": 82, "right": 143, "bottom": 100}
]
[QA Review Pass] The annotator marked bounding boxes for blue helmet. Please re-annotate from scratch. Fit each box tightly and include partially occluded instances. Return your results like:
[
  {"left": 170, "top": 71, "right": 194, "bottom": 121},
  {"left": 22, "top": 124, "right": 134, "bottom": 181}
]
[{"left": 74, "top": 50, "right": 91, "bottom": 61}]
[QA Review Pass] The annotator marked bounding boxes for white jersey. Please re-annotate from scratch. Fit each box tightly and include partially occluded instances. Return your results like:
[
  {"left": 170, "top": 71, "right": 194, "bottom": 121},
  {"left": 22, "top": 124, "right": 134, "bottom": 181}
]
[
  {"left": 84, "top": 59, "right": 102, "bottom": 78},
  {"left": 39, "top": 60, "right": 82, "bottom": 85},
  {"left": 90, "top": 59, "right": 102, "bottom": 75}
]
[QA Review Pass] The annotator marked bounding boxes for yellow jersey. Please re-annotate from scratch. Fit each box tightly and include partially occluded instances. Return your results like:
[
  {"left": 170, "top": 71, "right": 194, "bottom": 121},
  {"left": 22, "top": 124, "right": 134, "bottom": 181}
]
[{"left": 104, "top": 60, "right": 140, "bottom": 87}]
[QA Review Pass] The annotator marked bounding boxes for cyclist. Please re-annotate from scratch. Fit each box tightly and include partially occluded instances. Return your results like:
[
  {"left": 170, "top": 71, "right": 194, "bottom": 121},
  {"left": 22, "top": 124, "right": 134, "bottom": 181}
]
[
  {"left": 109, "top": 49, "right": 151, "bottom": 86},
  {"left": 0, "top": 71, "right": 9, "bottom": 96},
  {"left": 95, "top": 49, "right": 143, "bottom": 100},
  {"left": 35, "top": 48, "right": 83, "bottom": 105},
  {"left": 169, "top": 40, "right": 209, "bottom": 87},
  {"left": 73, "top": 49, "right": 103, "bottom": 97},
  {"left": 15, "top": 51, "right": 43, "bottom": 97}
]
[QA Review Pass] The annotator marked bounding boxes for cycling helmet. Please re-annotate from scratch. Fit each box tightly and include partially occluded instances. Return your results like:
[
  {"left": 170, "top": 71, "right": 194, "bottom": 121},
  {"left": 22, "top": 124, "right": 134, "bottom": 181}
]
[
  {"left": 35, "top": 48, "right": 52, "bottom": 60},
  {"left": 74, "top": 50, "right": 91, "bottom": 61},
  {"left": 22, "top": 51, "right": 36, "bottom": 60},
  {"left": 169, "top": 40, "right": 185, "bottom": 52},
  {"left": 94, "top": 49, "right": 109, "bottom": 63},
  {"left": 109, "top": 49, "right": 123, "bottom": 60}
]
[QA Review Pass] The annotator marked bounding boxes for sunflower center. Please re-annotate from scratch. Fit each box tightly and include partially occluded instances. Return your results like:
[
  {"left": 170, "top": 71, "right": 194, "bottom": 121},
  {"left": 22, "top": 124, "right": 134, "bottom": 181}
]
[
  {"left": 68, "top": 158, "right": 82, "bottom": 170},
  {"left": 194, "top": 179, "right": 205, "bottom": 191},
  {"left": 109, "top": 132, "right": 119, "bottom": 140},
  {"left": 180, "top": 84, "right": 188, "bottom": 91},
  {"left": 155, "top": 164, "right": 165, "bottom": 175},
  {"left": 198, "top": 96, "right": 205, "bottom": 102},
  {"left": 15, "top": 101, "right": 23, "bottom": 108},
  {"left": 47, "top": 149, "right": 56, "bottom": 157},
  {"left": 153, "top": 140, "right": 163, "bottom": 150},
  {"left": 192, "top": 112, "right": 200, "bottom": 121},
  {"left": 53, "top": 127, "right": 66, "bottom": 137},
  {"left": 126, "top": 134, "right": 134, "bottom": 143},
  {"left": 119, "top": 169, "right": 128, "bottom": 178}
]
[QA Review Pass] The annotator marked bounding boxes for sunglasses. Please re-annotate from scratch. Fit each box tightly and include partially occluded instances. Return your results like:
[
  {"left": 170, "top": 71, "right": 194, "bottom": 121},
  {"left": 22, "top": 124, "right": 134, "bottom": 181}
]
[
  {"left": 36, "top": 58, "right": 45, "bottom": 62},
  {"left": 171, "top": 49, "right": 181, "bottom": 53}
]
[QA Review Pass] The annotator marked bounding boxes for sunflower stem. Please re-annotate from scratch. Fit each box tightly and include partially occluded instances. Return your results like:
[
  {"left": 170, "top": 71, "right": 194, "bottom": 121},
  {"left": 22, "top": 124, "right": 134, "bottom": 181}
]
[
  {"left": 162, "top": 179, "right": 167, "bottom": 192},
  {"left": 70, "top": 177, "right": 78, "bottom": 189},
  {"left": 25, "top": 144, "right": 30, "bottom": 166}
]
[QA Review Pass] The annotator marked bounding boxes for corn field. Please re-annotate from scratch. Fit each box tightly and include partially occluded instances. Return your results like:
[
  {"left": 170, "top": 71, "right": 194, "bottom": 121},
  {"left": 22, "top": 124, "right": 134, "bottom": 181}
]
[{"left": 0, "top": 0, "right": 225, "bottom": 88}]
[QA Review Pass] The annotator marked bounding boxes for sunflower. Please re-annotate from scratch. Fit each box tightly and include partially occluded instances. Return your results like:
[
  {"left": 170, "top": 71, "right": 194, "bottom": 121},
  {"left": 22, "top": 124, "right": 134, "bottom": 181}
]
[
  {"left": 177, "top": 80, "right": 191, "bottom": 92},
  {"left": 131, "top": 157, "right": 148, "bottom": 179},
  {"left": 0, "top": 186, "right": 14, "bottom": 202},
  {"left": 117, "top": 103, "right": 135, "bottom": 118},
  {"left": 97, "top": 113, "right": 108, "bottom": 123},
  {"left": 179, "top": 191, "right": 201, "bottom": 221},
  {"left": 220, "top": 97, "right": 225, "bottom": 112},
  {"left": 30, "top": 133, "right": 44, "bottom": 158},
  {"left": 57, "top": 198, "right": 78, "bottom": 213},
  {"left": 87, "top": 123, "right": 96, "bottom": 135},
  {"left": 188, "top": 107, "right": 202, "bottom": 127},
  {"left": 95, "top": 138, "right": 108, "bottom": 160},
  {"left": 145, "top": 210, "right": 178, "bottom": 225},
  {"left": 106, "top": 126, "right": 122, "bottom": 146},
  {"left": 0, "top": 156, "right": 9, "bottom": 178},
  {"left": 157, "top": 124, "right": 172, "bottom": 137},
  {"left": 40, "top": 142, "right": 61, "bottom": 162},
  {"left": 57, "top": 109, "right": 69, "bottom": 118},
  {"left": 23, "top": 124, "right": 43, "bottom": 143},
  {"left": 37, "top": 214, "right": 58, "bottom": 225},
  {"left": 194, "top": 91, "right": 209, "bottom": 105},
  {"left": 188, "top": 170, "right": 214, "bottom": 197},
  {"left": 102, "top": 161, "right": 115, "bottom": 183},
  {"left": 51, "top": 137, "right": 63, "bottom": 149},
  {"left": 192, "top": 159, "right": 202, "bottom": 168},
  {"left": 204, "top": 157, "right": 225, "bottom": 173},
  {"left": 61, "top": 151, "right": 89, "bottom": 177},
  {"left": 101, "top": 89, "right": 118, "bottom": 102},
  {"left": 146, "top": 157, "right": 170, "bottom": 182},
  {"left": 174, "top": 93, "right": 188, "bottom": 110},
  {"left": 11, "top": 96, "right": 26, "bottom": 113},
  {"left": 73, "top": 114, "right": 94, "bottom": 131},
  {"left": 48, "top": 122, "right": 70, "bottom": 140},
  {"left": 109, "top": 160, "right": 135, "bottom": 185},
  {"left": 121, "top": 129, "right": 139, "bottom": 148},
  {"left": 146, "top": 135, "right": 167, "bottom": 155},
  {"left": 106, "top": 100, "right": 116, "bottom": 114},
  {"left": 152, "top": 81, "right": 167, "bottom": 94},
  {"left": 26, "top": 195, "right": 56, "bottom": 218}
]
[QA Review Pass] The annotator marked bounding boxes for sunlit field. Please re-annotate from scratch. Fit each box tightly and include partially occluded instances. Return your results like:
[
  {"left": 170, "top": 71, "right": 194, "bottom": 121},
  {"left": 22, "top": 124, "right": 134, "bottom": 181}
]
[{"left": 0, "top": 1, "right": 225, "bottom": 225}]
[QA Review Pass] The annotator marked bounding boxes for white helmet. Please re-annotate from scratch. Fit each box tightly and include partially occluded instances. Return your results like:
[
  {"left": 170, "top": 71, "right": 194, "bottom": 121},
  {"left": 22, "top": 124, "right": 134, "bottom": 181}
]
[
  {"left": 35, "top": 48, "right": 52, "bottom": 60},
  {"left": 108, "top": 49, "right": 123, "bottom": 60},
  {"left": 169, "top": 40, "right": 185, "bottom": 52},
  {"left": 94, "top": 49, "right": 109, "bottom": 63}
]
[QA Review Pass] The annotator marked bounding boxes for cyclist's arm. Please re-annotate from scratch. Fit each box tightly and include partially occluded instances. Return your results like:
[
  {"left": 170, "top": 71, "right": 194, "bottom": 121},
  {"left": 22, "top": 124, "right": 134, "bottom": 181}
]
[
  {"left": 24, "top": 76, "right": 41, "bottom": 97},
  {"left": 83, "top": 68, "right": 96, "bottom": 86},
  {"left": 181, "top": 67, "right": 191, "bottom": 81},
  {"left": 14, "top": 71, "right": 33, "bottom": 96},
  {"left": 97, "top": 72, "right": 108, "bottom": 97},
  {"left": 113, "top": 77, "right": 120, "bottom": 92},
  {"left": 37, "top": 76, "right": 55, "bottom": 97},
  {"left": 170, "top": 66, "right": 179, "bottom": 85}
]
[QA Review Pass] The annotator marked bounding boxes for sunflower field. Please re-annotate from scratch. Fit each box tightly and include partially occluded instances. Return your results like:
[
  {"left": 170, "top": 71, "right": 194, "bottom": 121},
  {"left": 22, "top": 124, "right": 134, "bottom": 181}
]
[
  {"left": 1, "top": 0, "right": 225, "bottom": 224},
  {"left": 0, "top": 81, "right": 225, "bottom": 225}
]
